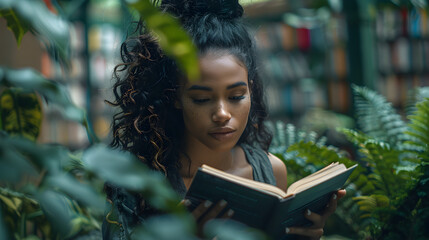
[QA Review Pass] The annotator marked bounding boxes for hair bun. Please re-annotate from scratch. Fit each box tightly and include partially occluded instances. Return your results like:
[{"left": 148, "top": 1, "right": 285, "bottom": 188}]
[
  {"left": 194, "top": 0, "right": 243, "bottom": 19},
  {"left": 162, "top": 0, "right": 243, "bottom": 19}
]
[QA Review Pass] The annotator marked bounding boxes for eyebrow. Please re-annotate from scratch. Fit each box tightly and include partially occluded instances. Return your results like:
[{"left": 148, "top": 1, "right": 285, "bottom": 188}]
[{"left": 187, "top": 81, "right": 248, "bottom": 91}]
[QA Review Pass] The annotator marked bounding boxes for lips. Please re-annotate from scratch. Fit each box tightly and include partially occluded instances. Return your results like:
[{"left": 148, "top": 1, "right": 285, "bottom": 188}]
[{"left": 208, "top": 127, "right": 236, "bottom": 141}]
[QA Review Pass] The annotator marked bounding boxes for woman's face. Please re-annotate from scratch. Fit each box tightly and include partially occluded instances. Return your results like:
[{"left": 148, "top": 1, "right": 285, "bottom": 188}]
[{"left": 178, "top": 53, "right": 251, "bottom": 152}]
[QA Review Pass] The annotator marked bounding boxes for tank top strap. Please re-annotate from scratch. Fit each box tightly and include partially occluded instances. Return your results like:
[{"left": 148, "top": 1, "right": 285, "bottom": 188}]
[{"left": 240, "top": 143, "right": 277, "bottom": 186}]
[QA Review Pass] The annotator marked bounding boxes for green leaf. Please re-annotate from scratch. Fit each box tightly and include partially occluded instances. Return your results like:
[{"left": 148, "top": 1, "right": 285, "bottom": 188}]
[
  {"left": 36, "top": 190, "right": 73, "bottom": 237},
  {"left": 0, "top": 136, "right": 39, "bottom": 182},
  {"left": 126, "top": 0, "right": 200, "bottom": 81},
  {"left": 45, "top": 174, "right": 104, "bottom": 212},
  {"left": 352, "top": 84, "right": 409, "bottom": 148},
  {"left": 82, "top": 144, "right": 181, "bottom": 211},
  {"left": 0, "top": 67, "right": 85, "bottom": 123},
  {"left": 0, "top": 9, "right": 29, "bottom": 47},
  {"left": 132, "top": 215, "right": 196, "bottom": 240},
  {"left": 204, "top": 219, "right": 267, "bottom": 240},
  {"left": 0, "top": 88, "right": 42, "bottom": 140},
  {"left": 0, "top": 205, "right": 10, "bottom": 240},
  {"left": 0, "top": 0, "right": 70, "bottom": 63},
  {"left": 2, "top": 136, "right": 70, "bottom": 174}
]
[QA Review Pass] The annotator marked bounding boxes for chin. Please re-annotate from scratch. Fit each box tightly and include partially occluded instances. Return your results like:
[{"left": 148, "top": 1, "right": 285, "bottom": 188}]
[{"left": 206, "top": 140, "right": 238, "bottom": 152}]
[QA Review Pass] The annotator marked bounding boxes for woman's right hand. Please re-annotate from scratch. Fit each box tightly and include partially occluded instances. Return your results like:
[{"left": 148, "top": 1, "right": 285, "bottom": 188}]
[{"left": 182, "top": 199, "right": 234, "bottom": 236}]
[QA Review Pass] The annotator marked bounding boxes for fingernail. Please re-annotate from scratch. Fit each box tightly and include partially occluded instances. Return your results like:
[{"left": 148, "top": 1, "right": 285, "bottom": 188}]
[
  {"left": 204, "top": 200, "right": 213, "bottom": 208},
  {"left": 307, "top": 209, "right": 311, "bottom": 216},
  {"left": 227, "top": 209, "right": 234, "bottom": 217},
  {"left": 285, "top": 227, "right": 290, "bottom": 234},
  {"left": 219, "top": 199, "right": 227, "bottom": 207},
  {"left": 183, "top": 199, "right": 191, "bottom": 207},
  {"left": 333, "top": 194, "right": 337, "bottom": 200}
]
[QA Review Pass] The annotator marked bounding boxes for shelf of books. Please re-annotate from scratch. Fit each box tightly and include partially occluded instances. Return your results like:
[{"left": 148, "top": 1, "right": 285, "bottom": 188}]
[
  {"left": 245, "top": 1, "right": 350, "bottom": 121},
  {"left": 39, "top": 0, "right": 125, "bottom": 149},
  {"left": 374, "top": 2, "right": 429, "bottom": 108}
]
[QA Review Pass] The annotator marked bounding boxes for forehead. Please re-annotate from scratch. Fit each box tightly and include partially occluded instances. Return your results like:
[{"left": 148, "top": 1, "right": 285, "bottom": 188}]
[{"left": 187, "top": 53, "right": 248, "bottom": 86}]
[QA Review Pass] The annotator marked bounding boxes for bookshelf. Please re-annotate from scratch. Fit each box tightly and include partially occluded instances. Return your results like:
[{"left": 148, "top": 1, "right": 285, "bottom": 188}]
[
  {"left": 374, "top": 2, "right": 429, "bottom": 108},
  {"left": 38, "top": 0, "right": 127, "bottom": 149},
  {"left": 244, "top": 0, "right": 351, "bottom": 121}
]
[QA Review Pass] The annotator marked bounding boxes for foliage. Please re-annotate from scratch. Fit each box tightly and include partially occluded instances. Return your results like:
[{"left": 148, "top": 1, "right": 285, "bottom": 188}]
[
  {"left": 0, "top": 0, "right": 70, "bottom": 63},
  {"left": 0, "top": 88, "right": 41, "bottom": 141},
  {"left": 2, "top": 0, "right": 428, "bottom": 239},
  {"left": 338, "top": 86, "right": 428, "bottom": 239},
  {"left": 125, "top": 0, "right": 200, "bottom": 81},
  {"left": 268, "top": 121, "right": 364, "bottom": 238},
  {"left": 373, "top": 97, "right": 429, "bottom": 239},
  {"left": 0, "top": 0, "right": 261, "bottom": 239},
  {"left": 269, "top": 85, "right": 429, "bottom": 239},
  {"left": 352, "top": 84, "right": 409, "bottom": 149}
]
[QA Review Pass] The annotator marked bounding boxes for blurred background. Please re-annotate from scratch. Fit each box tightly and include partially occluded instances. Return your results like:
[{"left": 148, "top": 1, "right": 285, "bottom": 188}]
[
  {"left": 1, "top": 0, "right": 428, "bottom": 149},
  {"left": 1, "top": 1, "right": 429, "bottom": 239}
]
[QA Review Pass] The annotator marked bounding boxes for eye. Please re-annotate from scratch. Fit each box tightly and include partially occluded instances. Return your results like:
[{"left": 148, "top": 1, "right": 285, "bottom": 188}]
[
  {"left": 229, "top": 95, "right": 245, "bottom": 101},
  {"left": 192, "top": 98, "right": 210, "bottom": 104}
]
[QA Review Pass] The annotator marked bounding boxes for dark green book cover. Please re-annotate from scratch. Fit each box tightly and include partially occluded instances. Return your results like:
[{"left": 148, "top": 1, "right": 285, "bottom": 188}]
[{"left": 185, "top": 163, "right": 357, "bottom": 240}]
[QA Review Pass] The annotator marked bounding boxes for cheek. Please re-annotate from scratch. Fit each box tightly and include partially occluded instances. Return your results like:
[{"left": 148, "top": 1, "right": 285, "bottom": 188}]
[
  {"left": 236, "top": 99, "right": 251, "bottom": 125},
  {"left": 181, "top": 101, "right": 204, "bottom": 126}
]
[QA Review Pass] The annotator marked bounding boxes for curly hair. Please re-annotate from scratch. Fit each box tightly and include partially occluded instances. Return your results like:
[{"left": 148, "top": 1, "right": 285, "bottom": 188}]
[{"left": 109, "top": 0, "right": 272, "bottom": 176}]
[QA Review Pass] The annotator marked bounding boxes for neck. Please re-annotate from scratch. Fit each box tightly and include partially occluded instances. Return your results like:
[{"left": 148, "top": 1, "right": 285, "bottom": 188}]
[{"left": 179, "top": 141, "right": 236, "bottom": 179}]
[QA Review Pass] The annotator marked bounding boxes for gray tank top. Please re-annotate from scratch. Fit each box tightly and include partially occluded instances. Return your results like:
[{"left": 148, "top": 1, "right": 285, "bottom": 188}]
[{"left": 169, "top": 143, "right": 277, "bottom": 198}]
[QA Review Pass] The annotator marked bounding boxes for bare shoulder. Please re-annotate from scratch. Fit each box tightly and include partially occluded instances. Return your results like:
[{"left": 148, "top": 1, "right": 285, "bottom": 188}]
[{"left": 267, "top": 153, "right": 288, "bottom": 191}]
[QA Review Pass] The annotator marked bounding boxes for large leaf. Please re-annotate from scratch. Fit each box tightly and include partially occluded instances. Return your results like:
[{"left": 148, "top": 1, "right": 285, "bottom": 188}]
[
  {"left": 36, "top": 190, "right": 73, "bottom": 237},
  {"left": 0, "top": 8, "right": 29, "bottom": 46},
  {"left": 132, "top": 215, "right": 197, "bottom": 240},
  {"left": 0, "top": 136, "right": 39, "bottom": 183},
  {"left": 204, "top": 219, "right": 267, "bottom": 240},
  {"left": 45, "top": 173, "right": 104, "bottom": 212},
  {"left": 0, "top": 0, "right": 70, "bottom": 63},
  {"left": 82, "top": 144, "right": 181, "bottom": 211},
  {"left": 0, "top": 67, "right": 85, "bottom": 123},
  {"left": 1, "top": 135, "right": 71, "bottom": 175},
  {"left": 0, "top": 88, "right": 42, "bottom": 140},
  {"left": 0, "top": 206, "right": 9, "bottom": 240},
  {"left": 126, "top": 0, "right": 200, "bottom": 81}
]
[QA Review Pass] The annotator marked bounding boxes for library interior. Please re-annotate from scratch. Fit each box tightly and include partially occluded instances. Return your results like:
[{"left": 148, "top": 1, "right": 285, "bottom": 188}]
[{"left": 1, "top": 0, "right": 428, "bottom": 239}]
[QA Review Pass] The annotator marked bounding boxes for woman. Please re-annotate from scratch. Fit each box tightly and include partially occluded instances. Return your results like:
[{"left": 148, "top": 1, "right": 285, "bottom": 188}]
[{"left": 103, "top": 0, "right": 345, "bottom": 239}]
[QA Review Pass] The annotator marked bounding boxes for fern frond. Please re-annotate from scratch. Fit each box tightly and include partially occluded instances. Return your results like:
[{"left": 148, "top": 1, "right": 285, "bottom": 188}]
[
  {"left": 352, "top": 85, "right": 409, "bottom": 149},
  {"left": 268, "top": 121, "right": 332, "bottom": 167},
  {"left": 338, "top": 128, "right": 411, "bottom": 197},
  {"left": 269, "top": 121, "right": 321, "bottom": 150},
  {"left": 405, "top": 98, "right": 429, "bottom": 162},
  {"left": 353, "top": 195, "right": 391, "bottom": 219},
  {"left": 405, "top": 87, "right": 429, "bottom": 116},
  {"left": 287, "top": 141, "right": 354, "bottom": 168}
]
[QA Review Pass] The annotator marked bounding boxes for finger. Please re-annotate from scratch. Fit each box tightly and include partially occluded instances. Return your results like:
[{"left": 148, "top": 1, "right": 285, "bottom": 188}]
[
  {"left": 179, "top": 199, "right": 188, "bottom": 206},
  {"left": 220, "top": 208, "right": 234, "bottom": 219},
  {"left": 192, "top": 200, "right": 213, "bottom": 220},
  {"left": 304, "top": 209, "right": 323, "bottom": 227},
  {"left": 198, "top": 200, "right": 228, "bottom": 225},
  {"left": 286, "top": 226, "right": 324, "bottom": 239},
  {"left": 324, "top": 193, "right": 338, "bottom": 216},
  {"left": 337, "top": 189, "right": 346, "bottom": 200}
]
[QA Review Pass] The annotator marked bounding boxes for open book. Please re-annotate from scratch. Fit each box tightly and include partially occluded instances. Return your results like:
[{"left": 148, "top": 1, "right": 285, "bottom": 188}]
[{"left": 185, "top": 162, "right": 357, "bottom": 239}]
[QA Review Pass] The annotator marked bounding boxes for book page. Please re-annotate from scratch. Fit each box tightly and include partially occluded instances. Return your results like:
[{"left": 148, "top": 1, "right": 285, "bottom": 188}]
[
  {"left": 201, "top": 165, "right": 289, "bottom": 198},
  {"left": 286, "top": 163, "right": 344, "bottom": 194},
  {"left": 287, "top": 164, "right": 352, "bottom": 195}
]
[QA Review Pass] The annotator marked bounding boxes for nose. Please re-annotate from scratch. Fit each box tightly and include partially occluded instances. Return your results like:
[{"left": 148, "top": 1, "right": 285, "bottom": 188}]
[{"left": 212, "top": 102, "right": 231, "bottom": 123}]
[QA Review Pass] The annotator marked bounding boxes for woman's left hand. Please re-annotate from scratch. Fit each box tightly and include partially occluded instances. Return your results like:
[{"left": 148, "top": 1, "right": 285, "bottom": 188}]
[{"left": 285, "top": 189, "right": 346, "bottom": 240}]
